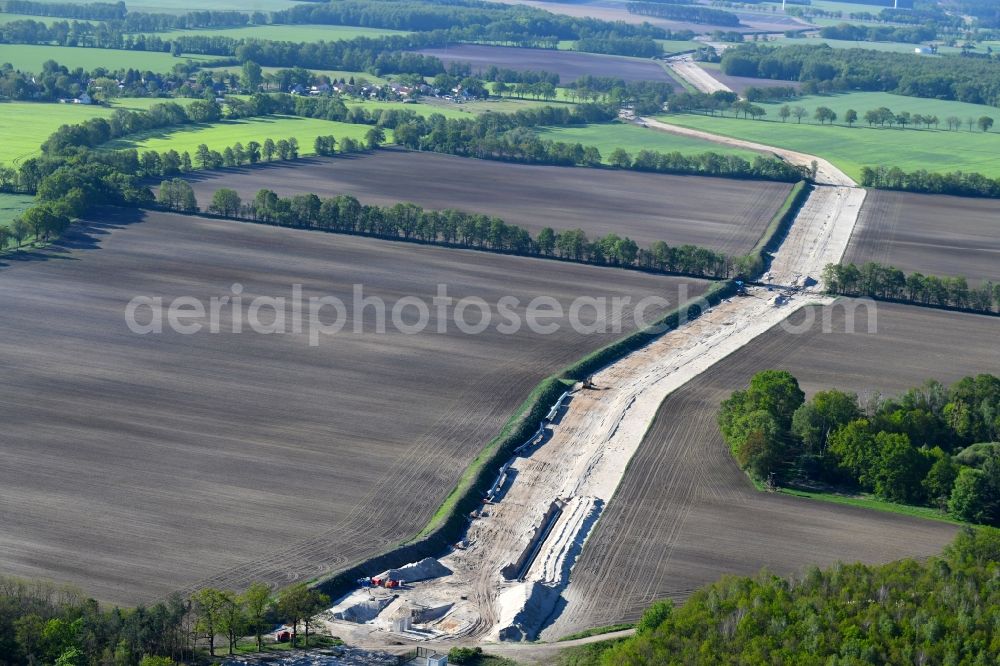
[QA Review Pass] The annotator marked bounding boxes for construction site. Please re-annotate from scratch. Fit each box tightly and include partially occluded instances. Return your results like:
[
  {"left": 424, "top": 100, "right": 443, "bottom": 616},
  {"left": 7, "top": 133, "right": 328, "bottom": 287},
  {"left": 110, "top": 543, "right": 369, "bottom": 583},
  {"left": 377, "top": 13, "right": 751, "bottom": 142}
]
[{"left": 311, "top": 133, "right": 877, "bottom": 645}]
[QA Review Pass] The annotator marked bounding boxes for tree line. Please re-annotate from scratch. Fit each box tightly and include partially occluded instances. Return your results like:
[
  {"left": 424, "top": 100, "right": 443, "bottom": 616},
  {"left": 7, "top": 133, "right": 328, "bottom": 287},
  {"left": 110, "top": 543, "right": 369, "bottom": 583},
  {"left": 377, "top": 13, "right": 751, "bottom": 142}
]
[
  {"left": 8, "top": 95, "right": 804, "bottom": 193},
  {"left": 3, "top": 0, "right": 665, "bottom": 41},
  {"left": 0, "top": 0, "right": 675, "bottom": 61},
  {"left": 785, "top": 104, "right": 990, "bottom": 131},
  {"left": 6, "top": 95, "right": 801, "bottom": 255},
  {"left": 40, "top": 99, "right": 231, "bottom": 154},
  {"left": 32, "top": 93, "right": 379, "bottom": 164},
  {"left": 720, "top": 43, "right": 1000, "bottom": 106},
  {"left": 0, "top": 155, "right": 152, "bottom": 255},
  {"left": 575, "top": 36, "right": 662, "bottom": 59},
  {"left": 3, "top": 0, "right": 127, "bottom": 20},
  {"left": 670, "top": 94, "right": 993, "bottom": 135},
  {"left": 0, "top": 571, "right": 334, "bottom": 665},
  {"left": 0, "top": 104, "right": 772, "bottom": 260},
  {"left": 37, "top": 92, "right": 331, "bottom": 155},
  {"left": 566, "top": 76, "right": 675, "bottom": 115},
  {"left": 7, "top": 68, "right": 795, "bottom": 189},
  {"left": 84, "top": 102, "right": 802, "bottom": 185},
  {"left": 859, "top": 165, "right": 1000, "bottom": 198},
  {"left": 0, "top": 58, "right": 205, "bottom": 103},
  {"left": 151, "top": 129, "right": 378, "bottom": 180},
  {"left": 0, "top": 21, "right": 440, "bottom": 76},
  {"left": 877, "top": 4, "right": 961, "bottom": 28},
  {"left": 857, "top": 106, "right": 948, "bottom": 129},
  {"left": 188, "top": 583, "right": 329, "bottom": 657},
  {"left": 90, "top": 130, "right": 374, "bottom": 186},
  {"left": 492, "top": 80, "right": 559, "bottom": 102},
  {"left": 819, "top": 21, "right": 938, "bottom": 44},
  {"left": 601, "top": 146, "right": 805, "bottom": 182},
  {"left": 822, "top": 262, "right": 999, "bottom": 313},
  {"left": 472, "top": 67, "right": 560, "bottom": 87},
  {"left": 950, "top": 0, "right": 1000, "bottom": 29},
  {"left": 595, "top": 528, "right": 1000, "bottom": 665},
  {"left": 0, "top": 131, "right": 308, "bottom": 198},
  {"left": 360, "top": 104, "right": 803, "bottom": 181},
  {"left": 743, "top": 86, "right": 798, "bottom": 103},
  {"left": 0, "top": 199, "right": 73, "bottom": 252},
  {"left": 4, "top": 1, "right": 272, "bottom": 34},
  {"left": 785, "top": 3, "right": 958, "bottom": 30},
  {"left": 270, "top": 0, "right": 667, "bottom": 49},
  {"left": 196, "top": 186, "right": 737, "bottom": 279},
  {"left": 626, "top": 2, "right": 741, "bottom": 27},
  {"left": 720, "top": 370, "right": 1000, "bottom": 525},
  {"left": 665, "top": 89, "right": 784, "bottom": 116}
]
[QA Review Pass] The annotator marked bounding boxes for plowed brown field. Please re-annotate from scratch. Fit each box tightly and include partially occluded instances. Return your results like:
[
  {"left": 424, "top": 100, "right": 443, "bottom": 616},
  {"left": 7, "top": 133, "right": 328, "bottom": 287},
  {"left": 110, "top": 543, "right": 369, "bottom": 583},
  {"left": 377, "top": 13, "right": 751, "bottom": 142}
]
[
  {"left": 179, "top": 150, "right": 794, "bottom": 254},
  {"left": 548, "top": 301, "right": 999, "bottom": 636},
  {"left": 845, "top": 190, "right": 1000, "bottom": 284},
  {"left": 0, "top": 209, "right": 710, "bottom": 604},
  {"left": 417, "top": 44, "right": 672, "bottom": 83}
]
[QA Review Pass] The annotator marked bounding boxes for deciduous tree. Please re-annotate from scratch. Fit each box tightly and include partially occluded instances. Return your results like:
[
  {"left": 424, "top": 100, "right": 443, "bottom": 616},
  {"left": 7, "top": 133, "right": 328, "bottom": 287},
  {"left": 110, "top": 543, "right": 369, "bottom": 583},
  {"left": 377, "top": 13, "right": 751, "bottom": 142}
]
[
  {"left": 209, "top": 188, "right": 241, "bottom": 217},
  {"left": 242, "top": 583, "right": 272, "bottom": 652}
]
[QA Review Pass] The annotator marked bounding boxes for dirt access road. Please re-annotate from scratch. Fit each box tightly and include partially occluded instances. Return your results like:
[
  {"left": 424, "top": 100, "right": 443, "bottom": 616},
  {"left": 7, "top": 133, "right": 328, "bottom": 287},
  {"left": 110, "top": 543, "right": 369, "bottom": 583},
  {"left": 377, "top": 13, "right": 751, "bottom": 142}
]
[
  {"left": 638, "top": 116, "right": 868, "bottom": 284},
  {"left": 640, "top": 117, "right": 855, "bottom": 187},
  {"left": 324, "top": 129, "right": 870, "bottom": 651},
  {"left": 666, "top": 55, "right": 733, "bottom": 95}
]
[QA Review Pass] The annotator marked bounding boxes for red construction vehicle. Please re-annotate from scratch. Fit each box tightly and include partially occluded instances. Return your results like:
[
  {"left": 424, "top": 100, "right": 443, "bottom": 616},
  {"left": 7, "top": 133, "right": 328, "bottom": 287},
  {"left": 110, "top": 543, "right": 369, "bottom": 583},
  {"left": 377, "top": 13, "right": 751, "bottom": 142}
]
[{"left": 369, "top": 576, "right": 400, "bottom": 588}]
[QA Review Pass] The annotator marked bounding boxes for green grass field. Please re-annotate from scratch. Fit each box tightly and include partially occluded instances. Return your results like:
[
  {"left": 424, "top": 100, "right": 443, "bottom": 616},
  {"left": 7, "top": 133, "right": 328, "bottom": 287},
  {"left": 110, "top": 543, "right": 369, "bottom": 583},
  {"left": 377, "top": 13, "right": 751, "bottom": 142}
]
[
  {"left": 487, "top": 83, "right": 577, "bottom": 104},
  {"left": 103, "top": 115, "right": 392, "bottom": 158},
  {"left": 769, "top": 36, "right": 962, "bottom": 55},
  {"left": 0, "top": 44, "right": 222, "bottom": 72},
  {"left": 779, "top": 487, "right": 963, "bottom": 526},
  {"left": 0, "top": 12, "right": 98, "bottom": 26},
  {"left": 804, "top": 0, "right": 916, "bottom": 23},
  {"left": 656, "top": 39, "right": 702, "bottom": 54},
  {"left": 340, "top": 96, "right": 576, "bottom": 118},
  {"left": 0, "top": 193, "right": 34, "bottom": 229},
  {"left": 661, "top": 91, "right": 1000, "bottom": 179},
  {"left": 42, "top": 0, "right": 300, "bottom": 11},
  {"left": 134, "top": 24, "right": 408, "bottom": 42},
  {"left": 806, "top": 0, "right": 918, "bottom": 15},
  {"left": 763, "top": 91, "right": 1000, "bottom": 128},
  {"left": 109, "top": 97, "right": 206, "bottom": 111},
  {"left": 0, "top": 101, "right": 118, "bottom": 164},
  {"left": 535, "top": 122, "right": 762, "bottom": 162},
  {"left": 439, "top": 94, "right": 576, "bottom": 114},
  {"left": 348, "top": 100, "right": 469, "bottom": 119},
  {"left": 0, "top": 99, "right": 223, "bottom": 165},
  {"left": 204, "top": 65, "right": 391, "bottom": 86},
  {"left": 561, "top": 38, "right": 699, "bottom": 54},
  {"left": 0, "top": 96, "right": 484, "bottom": 167}
]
